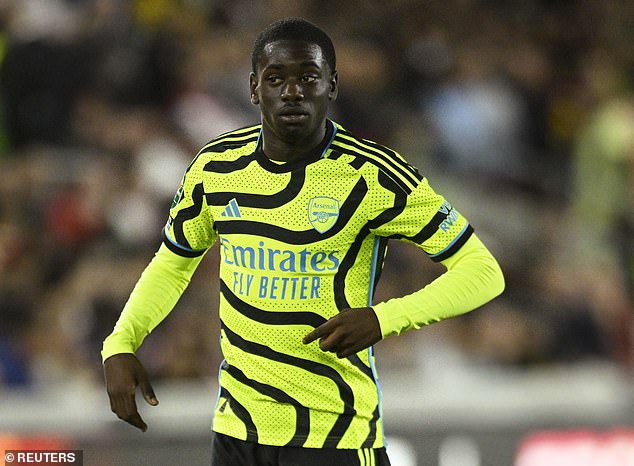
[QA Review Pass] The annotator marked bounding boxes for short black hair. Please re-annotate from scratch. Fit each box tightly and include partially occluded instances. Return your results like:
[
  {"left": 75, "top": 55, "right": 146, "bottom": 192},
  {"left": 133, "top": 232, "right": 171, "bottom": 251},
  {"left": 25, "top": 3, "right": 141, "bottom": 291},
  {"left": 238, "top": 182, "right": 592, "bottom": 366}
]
[{"left": 251, "top": 18, "right": 336, "bottom": 73}]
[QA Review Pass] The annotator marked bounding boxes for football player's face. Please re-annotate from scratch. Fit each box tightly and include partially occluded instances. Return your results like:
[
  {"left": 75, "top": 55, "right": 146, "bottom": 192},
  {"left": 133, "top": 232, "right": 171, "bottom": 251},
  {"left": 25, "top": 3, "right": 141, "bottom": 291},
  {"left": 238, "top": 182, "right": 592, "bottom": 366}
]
[{"left": 250, "top": 40, "right": 338, "bottom": 147}]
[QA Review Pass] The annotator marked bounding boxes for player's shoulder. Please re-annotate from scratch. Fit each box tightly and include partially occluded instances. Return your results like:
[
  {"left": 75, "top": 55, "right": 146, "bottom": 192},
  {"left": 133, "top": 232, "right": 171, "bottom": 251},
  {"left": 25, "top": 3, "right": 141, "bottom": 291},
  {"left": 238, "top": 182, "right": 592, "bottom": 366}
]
[
  {"left": 330, "top": 122, "right": 423, "bottom": 193},
  {"left": 186, "top": 123, "right": 261, "bottom": 172},
  {"left": 331, "top": 123, "right": 410, "bottom": 171},
  {"left": 199, "top": 123, "right": 261, "bottom": 156},
  {"left": 331, "top": 124, "right": 398, "bottom": 158}
]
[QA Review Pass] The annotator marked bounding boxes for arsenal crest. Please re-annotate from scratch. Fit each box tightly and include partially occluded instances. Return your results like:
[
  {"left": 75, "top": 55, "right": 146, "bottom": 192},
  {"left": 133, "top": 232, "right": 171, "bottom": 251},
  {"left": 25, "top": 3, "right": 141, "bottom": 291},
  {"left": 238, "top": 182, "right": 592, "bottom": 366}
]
[{"left": 308, "top": 196, "right": 340, "bottom": 233}]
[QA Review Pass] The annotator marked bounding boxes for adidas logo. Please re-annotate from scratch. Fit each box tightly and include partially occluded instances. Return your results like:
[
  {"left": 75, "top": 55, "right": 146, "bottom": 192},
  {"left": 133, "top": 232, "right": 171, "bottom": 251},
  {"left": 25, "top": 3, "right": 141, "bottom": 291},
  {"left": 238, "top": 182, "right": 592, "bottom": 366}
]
[{"left": 221, "top": 198, "right": 241, "bottom": 218}]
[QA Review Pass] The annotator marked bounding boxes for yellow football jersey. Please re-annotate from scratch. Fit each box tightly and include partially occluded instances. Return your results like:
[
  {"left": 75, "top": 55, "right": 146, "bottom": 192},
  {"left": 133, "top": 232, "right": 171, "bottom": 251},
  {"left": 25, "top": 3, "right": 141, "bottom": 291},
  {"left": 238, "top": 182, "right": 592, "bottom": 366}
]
[{"left": 163, "top": 120, "right": 472, "bottom": 448}]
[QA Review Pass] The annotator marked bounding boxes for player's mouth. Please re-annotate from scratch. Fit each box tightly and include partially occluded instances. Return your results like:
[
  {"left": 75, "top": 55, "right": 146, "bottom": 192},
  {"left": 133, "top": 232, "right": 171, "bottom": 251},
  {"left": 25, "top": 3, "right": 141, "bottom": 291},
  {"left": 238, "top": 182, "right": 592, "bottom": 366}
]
[{"left": 279, "top": 108, "right": 309, "bottom": 122}]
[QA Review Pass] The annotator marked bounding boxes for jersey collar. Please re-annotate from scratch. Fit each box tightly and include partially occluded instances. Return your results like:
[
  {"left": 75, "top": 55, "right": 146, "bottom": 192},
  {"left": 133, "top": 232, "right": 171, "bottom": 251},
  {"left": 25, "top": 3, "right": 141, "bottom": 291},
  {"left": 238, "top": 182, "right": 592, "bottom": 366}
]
[{"left": 254, "top": 120, "right": 337, "bottom": 173}]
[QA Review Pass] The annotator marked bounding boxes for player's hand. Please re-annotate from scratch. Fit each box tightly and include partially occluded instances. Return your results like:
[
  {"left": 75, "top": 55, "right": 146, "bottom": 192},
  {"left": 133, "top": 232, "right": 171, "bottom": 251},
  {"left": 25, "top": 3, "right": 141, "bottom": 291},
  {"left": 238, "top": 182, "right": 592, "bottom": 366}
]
[
  {"left": 103, "top": 353, "right": 158, "bottom": 432},
  {"left": 303, "top": 307, "right": 382, "bottom": 358}
]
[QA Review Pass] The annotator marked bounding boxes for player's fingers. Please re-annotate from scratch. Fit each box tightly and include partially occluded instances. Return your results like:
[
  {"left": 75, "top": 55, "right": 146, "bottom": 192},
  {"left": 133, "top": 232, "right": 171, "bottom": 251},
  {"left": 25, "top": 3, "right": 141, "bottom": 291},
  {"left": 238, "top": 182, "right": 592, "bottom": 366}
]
[
  {"left": 303, "top": 310, "right": 351, "bottom": 344},
  {"left": 336, "top": 342, "right": 364, "bottom": 359},
  {"left": 303, "top": 323, "right": 329, "bottom": 344},
  {"left": 138, "top": 374, "right": 159, "bottom": 406},
  {"left": 324, "top": 327, "right": 366, "bottom": 358},
  {"left": 107, "top": 384, "right": 135, "bottom": 416},
  {"left": 118, "top": 394, "right": 148, "bottom": 432},
  {"left": 317, "top": 329, "right": 344, "bottom": 352},
  {"left": 123, "top": 411, "right": 148, "bottom": 432}
]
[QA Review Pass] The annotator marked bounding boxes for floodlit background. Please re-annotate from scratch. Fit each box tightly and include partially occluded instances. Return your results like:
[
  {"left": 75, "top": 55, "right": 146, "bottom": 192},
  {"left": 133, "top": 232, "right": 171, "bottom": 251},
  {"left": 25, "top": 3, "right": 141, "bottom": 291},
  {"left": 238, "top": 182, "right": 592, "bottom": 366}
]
[{"left": 0, "top": 1, "right": 632, "bottom": 465}]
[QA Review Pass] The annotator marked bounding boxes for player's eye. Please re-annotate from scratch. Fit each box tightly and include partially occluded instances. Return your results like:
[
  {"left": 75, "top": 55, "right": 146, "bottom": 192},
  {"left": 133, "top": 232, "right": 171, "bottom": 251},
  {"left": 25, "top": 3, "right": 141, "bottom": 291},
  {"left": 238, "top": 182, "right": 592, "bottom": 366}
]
[
  {"left": 302, "top": 75, "right": 318, "bottom": 83},
  {"left": 266, "top": 75, "right": 283, "bottom": 85}
]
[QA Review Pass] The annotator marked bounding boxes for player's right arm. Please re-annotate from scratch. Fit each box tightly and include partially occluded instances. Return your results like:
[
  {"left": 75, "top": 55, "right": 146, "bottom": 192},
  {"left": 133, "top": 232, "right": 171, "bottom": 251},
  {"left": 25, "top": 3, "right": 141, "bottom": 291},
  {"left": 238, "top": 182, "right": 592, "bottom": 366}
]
[
  {"left": 102, "top": 244, "right": 206, "bottom": 431},
  {"left": 103, "top": 149, "right": 216, "bottom": 431}
]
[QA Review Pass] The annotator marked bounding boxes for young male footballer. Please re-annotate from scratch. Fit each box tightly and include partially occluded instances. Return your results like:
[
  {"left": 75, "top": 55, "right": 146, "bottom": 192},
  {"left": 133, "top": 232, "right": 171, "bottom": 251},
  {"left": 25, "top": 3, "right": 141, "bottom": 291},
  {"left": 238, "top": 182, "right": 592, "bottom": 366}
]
[{"left": 102, "top": 17, "right": 505, "bottom": 466}]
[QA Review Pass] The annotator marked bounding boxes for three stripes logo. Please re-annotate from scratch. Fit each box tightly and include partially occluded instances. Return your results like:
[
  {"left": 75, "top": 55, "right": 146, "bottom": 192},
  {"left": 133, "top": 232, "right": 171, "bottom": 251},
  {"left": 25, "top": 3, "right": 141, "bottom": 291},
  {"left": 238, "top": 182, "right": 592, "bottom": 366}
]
[{"left": 221, "top": 198, "right": 241, "bottom": 218}]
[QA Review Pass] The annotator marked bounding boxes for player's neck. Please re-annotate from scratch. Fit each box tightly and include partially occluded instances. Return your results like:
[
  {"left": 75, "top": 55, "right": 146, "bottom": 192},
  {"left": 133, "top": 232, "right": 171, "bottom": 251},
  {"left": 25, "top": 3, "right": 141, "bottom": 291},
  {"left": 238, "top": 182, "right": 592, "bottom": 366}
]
[{"left": 261, "top": 121, "right": 330, "bottom": 163}]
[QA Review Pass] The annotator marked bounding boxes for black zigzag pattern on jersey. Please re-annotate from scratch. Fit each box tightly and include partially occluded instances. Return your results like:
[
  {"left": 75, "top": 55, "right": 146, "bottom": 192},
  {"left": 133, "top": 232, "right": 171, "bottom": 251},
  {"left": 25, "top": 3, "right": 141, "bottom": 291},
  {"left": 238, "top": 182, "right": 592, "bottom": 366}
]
[
  {"left": 328, "top": 171, "right": 403, "bottom": 421},
  {"left": 222, "top": 280, "right": 375, "bottom": 386},
  {"left": 327, "top": 149, "right": 343, "bottom": 160},
  {"left": 404, "top": 210, "right": 447, "bottom": 244},
  {"left": 221, "top": 321, "right": 357, "bottom": 448},
  {"left": 431, "top": 224, "right": 474, "bottom": 262},
  {"left": 223, "top": 362, "right": 311, "bottom": 447},
  {"left": 182, "top": 126, "right": 259, "bottom": 174},
  {"left": 205, "top": 168, "right": 306, "bottom": 208},
  {"left": 203, "top": 154, "right": 256, "bottom": 173},
  {"left": 339, "top": 129, "right": 423, "bottom": 182},
  {"left": 362, "top": 405, "right": 380, "bottom": 448},
  {"left": 346, "top": 353, "right": 374, "bottom": 382},
  {"left": 333, "top": 171, "right": 407, "bottom": 311},
  {"left": 331, "top": 141, "right": 414, "bottom": 195},
  {"left": 323, "top": 411, "right": 356, "bottom": 448},
  {"left": 333, "top": 130, "right": 421, "bottom": 194},
  {"left": 171, "top": 182, "right": 205, "bottom": 250},
  {"left": 162, "top": 229, "right": 205, "bottom": 257},
  {"left": 348, "top": 156, "right": 366, "bottom": 170},
  {"left": 215, "top": 177, "right": 368, "bottom": 244},
  {"left": 201, "top": 136, "right": 259, "bottom": 154},
  {"left": 220, "top": 280, "right": 326, "bottom": 327},
  {"left": 219, "top": 386, "right": 258, "bottom": 442},
  {"left": 389, "top": 205, "right": 474, "bottom": 260}
]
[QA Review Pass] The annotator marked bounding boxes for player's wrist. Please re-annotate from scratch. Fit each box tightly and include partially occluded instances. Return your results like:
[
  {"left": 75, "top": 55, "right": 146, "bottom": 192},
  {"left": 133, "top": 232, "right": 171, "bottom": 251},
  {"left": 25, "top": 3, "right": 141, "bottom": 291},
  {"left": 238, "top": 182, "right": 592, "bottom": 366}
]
[{"left": 101, "top": 335, "right": 137, "bottom": 363}]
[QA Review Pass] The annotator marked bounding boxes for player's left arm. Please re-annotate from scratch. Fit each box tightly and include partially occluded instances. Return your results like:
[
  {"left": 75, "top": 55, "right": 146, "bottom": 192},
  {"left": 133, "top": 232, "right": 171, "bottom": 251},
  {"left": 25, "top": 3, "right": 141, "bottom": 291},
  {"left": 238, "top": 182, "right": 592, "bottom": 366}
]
[{"left": 303, "top": 233, "right": 504, "bottom": 358}]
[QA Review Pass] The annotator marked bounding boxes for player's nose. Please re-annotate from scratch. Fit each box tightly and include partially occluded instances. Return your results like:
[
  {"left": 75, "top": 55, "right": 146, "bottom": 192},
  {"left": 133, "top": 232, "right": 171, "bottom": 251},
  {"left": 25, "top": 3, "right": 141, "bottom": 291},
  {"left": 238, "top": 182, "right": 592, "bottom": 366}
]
[{"left": 281, "top": 79, "right": 304, "bottom": 101}]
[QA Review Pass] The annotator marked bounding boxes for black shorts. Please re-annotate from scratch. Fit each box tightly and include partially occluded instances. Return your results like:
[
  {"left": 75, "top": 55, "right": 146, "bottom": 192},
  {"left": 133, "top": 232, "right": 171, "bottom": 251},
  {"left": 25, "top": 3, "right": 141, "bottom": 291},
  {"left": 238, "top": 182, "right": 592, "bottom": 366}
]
[{"left": 211, "top": 432, "right": 391, "bottom": 466}]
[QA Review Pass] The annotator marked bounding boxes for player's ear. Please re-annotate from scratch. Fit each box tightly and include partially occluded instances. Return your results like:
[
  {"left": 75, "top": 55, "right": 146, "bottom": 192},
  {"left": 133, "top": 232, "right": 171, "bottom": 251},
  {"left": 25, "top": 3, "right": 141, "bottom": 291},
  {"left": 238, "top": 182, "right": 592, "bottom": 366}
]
[
  {"left": 249, "top": 72, "right": 259, "bottom": 105},
  {"left": 328, "top": 70, "right": 338, "bottom": 101}
]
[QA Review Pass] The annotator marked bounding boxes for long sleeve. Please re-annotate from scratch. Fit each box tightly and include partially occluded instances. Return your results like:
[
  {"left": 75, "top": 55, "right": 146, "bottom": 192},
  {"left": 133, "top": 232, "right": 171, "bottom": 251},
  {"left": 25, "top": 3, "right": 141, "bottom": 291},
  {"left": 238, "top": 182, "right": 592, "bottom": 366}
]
[
  {"left": 101, "top": 244, "right": 206, "bottom": 361},
  {"left": 372, "top": 234, "right": 504, "bottom": 338}
]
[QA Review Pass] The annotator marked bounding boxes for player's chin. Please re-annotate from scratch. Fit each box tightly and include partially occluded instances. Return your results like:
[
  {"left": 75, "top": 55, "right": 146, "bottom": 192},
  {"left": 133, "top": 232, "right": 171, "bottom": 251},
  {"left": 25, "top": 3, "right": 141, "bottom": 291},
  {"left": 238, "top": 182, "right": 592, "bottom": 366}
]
[{"left": 278, "top": 124, "right": 313, "bottom": 142}]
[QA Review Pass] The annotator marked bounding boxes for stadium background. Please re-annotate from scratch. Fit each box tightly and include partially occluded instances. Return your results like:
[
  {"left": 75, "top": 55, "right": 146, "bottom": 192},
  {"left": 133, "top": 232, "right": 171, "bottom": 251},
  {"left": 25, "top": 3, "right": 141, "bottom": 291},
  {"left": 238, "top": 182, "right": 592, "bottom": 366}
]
[{"left": 0, "top": 0, "right": 632, "bottom": 464}]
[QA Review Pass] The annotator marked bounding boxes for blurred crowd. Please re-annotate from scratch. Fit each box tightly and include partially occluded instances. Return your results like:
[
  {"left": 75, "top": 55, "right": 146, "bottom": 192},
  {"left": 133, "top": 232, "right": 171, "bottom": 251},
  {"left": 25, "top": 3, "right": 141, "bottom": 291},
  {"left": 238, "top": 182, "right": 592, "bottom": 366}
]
[{"left": 0, "top": 0, "right": 632, "bottom": 391}]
